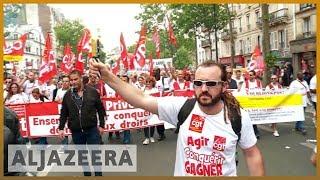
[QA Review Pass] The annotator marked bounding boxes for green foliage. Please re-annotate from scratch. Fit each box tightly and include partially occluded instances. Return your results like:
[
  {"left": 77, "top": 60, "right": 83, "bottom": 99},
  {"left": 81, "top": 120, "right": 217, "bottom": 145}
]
[
  {"left": 174, "top": 46, "right": 193, "bottom": 69},
  {"left": 4, "top": 4, "right": 22, "bottom": 28},
  {"left": 265, "top": 52, "right": 277, "bottom": 69},
  {"left": 134, "top": 4, "right": 197, "bottom": 69},
  {"left": 53, "top": 20, "right": 85, "bottom": 53}
]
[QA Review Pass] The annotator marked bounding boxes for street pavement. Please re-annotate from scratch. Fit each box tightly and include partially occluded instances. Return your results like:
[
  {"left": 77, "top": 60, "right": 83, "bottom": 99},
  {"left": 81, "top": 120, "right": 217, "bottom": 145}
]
[{"left": 37, "top": 107, "right": 316, "bottom": 176}]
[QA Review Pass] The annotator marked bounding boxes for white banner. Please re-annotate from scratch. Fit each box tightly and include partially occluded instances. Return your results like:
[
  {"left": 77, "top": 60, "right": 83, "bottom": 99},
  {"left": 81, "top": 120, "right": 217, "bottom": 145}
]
[{"left": 232, "top": 89, "right": 304, "bottom": 124}]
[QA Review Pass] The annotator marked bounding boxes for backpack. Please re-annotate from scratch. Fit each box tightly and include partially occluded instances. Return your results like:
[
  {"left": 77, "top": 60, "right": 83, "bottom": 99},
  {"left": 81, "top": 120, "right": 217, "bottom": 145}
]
[{"left": 175, "top": 98, "right": 242, "bottom": 165}]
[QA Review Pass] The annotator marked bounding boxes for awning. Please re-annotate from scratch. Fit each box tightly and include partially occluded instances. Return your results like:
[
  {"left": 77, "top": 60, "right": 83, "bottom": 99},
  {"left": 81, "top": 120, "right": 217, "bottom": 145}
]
[{"left": 219, "top": 55, "right": 245, "bottom": 65}]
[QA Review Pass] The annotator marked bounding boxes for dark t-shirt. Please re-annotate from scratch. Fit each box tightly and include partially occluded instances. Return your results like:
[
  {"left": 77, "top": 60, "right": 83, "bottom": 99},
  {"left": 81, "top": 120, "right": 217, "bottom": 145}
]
[{"left": 228, "top": 79, "right": 238, "bottom": 89}]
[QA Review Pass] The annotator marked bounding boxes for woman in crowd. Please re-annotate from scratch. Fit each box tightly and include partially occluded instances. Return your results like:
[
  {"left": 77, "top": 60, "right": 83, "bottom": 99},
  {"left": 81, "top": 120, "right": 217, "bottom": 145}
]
[
  {"left": 4, "top": 83, "right": 29, "bottom": 105},
  {"left": 142, "top": 76, "right": 158, "bottom": 145}
]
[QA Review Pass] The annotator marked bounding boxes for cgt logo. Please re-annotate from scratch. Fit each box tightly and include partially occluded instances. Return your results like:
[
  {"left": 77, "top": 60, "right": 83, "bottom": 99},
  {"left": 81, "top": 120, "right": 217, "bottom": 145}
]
[
  {"left": 213, "top": 135, "right": 226, "bottom": 151},
  {"left": 189, "top": 114, "right": 205, "bottom": 133}
]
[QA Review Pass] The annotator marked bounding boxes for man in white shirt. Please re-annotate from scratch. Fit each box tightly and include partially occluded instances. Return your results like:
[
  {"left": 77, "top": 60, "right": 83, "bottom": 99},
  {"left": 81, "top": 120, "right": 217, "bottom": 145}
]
[
  {"left": 89, "top": 59, "right": 265, "bottom": 176},
  {"left": 309, "top": 74, "right": 316, "bottom": 126},
  {"left": 289, "top": 72, "right": 310, "bottom": 135},
  {"left": 233, "top": 70, "right": 244, "bottom": 91},
  {"left": 309, "top": 74, "right": 316, "bottom": 110},
  {"left": 55, "top": 76, "right": 70, "bottom": 103},
  {"left": 19, "top": 71, "right": 40, "bottom": 95}
]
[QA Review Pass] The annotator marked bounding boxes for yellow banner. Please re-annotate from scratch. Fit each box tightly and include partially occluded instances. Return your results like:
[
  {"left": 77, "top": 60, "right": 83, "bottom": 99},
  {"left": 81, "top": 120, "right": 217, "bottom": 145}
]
[
  {"left": 235, "top": 94, "right": 303, "bottom": 108},
  {"left": 3, "top": 55, "right": 24, "bottom": 62}
]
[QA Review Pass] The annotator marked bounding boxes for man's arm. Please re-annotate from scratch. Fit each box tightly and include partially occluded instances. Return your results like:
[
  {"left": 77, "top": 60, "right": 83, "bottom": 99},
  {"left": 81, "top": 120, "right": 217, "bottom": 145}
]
[
  {"left": 89, "top": 59, "right": 158, "bottom": 115},
  {"left": 58, "top": 93, "right": 69, "bottom": 139},
  {"left": 242, "top": 145, "right": 265, "bottom": 176}
]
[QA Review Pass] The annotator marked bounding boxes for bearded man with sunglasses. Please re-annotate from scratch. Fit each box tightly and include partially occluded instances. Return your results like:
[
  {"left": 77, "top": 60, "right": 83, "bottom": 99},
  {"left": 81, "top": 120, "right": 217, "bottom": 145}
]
[{"left": 89, "top": 60, "right": 264, "bottom": 176}]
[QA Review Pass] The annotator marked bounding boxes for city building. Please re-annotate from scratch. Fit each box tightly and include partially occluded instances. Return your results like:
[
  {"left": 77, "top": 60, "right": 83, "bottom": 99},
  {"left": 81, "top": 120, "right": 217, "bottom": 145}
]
[
  {"left": 4, "top": 4, "right": 65, "bottom": 75},
  {"left": 289, "top": 3, "right": 316, "bottom": 76},
  {"left": 196, "top": 3, "right": 316, "bottom": 75}
]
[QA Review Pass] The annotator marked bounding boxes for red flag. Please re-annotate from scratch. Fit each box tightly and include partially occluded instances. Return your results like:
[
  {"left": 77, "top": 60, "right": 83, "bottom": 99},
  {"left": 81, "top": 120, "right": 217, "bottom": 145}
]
[
  {"left": 168, "top": 19, "right": 177, "bottom": 47},
  {"left": 120, "top": 33, "right": 129, "bottom": 69},
  {"left": 12, "top": 63, "right": 17, "bottom": 76},
  {"left": 60, "top": 43, "right": 74, "bottom": 74},
  {"left": 75, "top": 29, "right": 91, "bottom": 73},
  {"left": 133, "top": 25, "right": 147, "bottom": 69},
  {"left": 152, "top": 26, "right": 161, "bottom": 59},
  {"left": 247, "top": 45, "right": 265, "bottom": 72},
  {"left": 38, "top": 33, "right": 57, "bottom": 83},
  {"left": 4, "top": 33, "right": 28, "bottom": 62},
  {"left": 149, "top": 54, "right": 154, "bottom": 76},
  {"left": 111, "top": 60, "right": 120, "bottom": 75}
]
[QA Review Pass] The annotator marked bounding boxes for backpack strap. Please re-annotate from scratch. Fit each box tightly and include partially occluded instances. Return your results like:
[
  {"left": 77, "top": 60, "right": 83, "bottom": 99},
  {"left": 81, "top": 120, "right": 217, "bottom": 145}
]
[
  {"left": 175, "top": 98, "right": 242, "bottom": 144},
  {"left": 229, "top": 106, "right": 242, "bottom": 143},
  {"left": 175, "top": 98, "right": 197, "bottom": 134}
]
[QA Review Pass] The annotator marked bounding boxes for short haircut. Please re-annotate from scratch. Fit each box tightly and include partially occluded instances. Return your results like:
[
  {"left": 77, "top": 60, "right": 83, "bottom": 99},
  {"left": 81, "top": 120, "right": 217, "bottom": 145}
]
[
  {"left": 197, "top": 60, "right": 227, "bottom": 81},
  {"left": 69, "top": 70, "right": 82, "bottom": 78}
]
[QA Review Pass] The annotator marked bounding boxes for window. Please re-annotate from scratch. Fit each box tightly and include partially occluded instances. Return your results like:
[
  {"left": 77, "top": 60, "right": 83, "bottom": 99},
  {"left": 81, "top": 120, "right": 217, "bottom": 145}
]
[
  {"left": 239, "top": 39, "right": 243, "bottom": 54},
  {"left": 14, "top": 34, "right": 18, "bottom": 40},
  {"left": 247, "top": 37, "right": 251, "bottom": 53},
  {"left": 303, "top": 17, "right": 311, "bottom": 33},
  {"left": 239, "top": 17, "right": 242, "bottom": 32},
  {"left": 36, "top": 48, "right": 39, "bottom": 55},
  {"left": 246, "top": 14, "right": 250, "bottom": 30},
  {"left": 303, "top": 17, "right": 311, "bottom": 38},
  {"left": 257, "top": 35, "right": 261, "bottom": 48},
  {"left": 26, "top": 47, "right": 31, "bottom": 53},
  {"left": 278, "top": 30, "right": 285, "bottom": 49},
  {"left": 270, "top": 32, "right": 278, "bottom": 50},
  {"left": 255, "top": 11, "right": 260, "bottom": 23},
  {"left": 238, "top": 4, "right": 241, "bottom": 10}
]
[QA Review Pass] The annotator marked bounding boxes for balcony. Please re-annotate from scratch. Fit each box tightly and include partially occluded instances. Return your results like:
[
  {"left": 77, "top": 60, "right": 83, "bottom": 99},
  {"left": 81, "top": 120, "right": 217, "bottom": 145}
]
[
  {"left": 201, "top": 39, "right": 211, "bottom": 48},
  {"left": 221, "top": 28, "right": 237, "bottom": 41},
  {"left": 303, "top": 31, "right": 312, "bottom": 38},
  {"left": 269, "top": 8, "right": 289, "bottom": 26},
  {"left": 256, "top": 8, "right": 289, "bottom": 28},
  {"left": 295, "top": 31, "right": 316, "bottom": 40},
  {"left": 296, "top": 4, "right": 316, "bottom": 14}
]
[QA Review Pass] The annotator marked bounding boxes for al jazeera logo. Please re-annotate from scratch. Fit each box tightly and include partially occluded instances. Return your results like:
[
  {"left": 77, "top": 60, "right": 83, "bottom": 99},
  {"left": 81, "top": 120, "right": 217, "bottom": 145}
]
[{"left": 8, "top": 145, "right": 137, "bottom": 173}]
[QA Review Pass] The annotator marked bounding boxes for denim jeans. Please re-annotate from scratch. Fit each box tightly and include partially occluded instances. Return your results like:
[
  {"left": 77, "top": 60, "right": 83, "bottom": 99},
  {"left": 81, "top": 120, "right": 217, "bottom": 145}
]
[
  {"left": 295, "top": 107, "right": 306, "bottom": 130},
  {"left": 71, "top": 127, "right": 102, "bottom": 176},
  {"left": 37, "top": 137, "right": 48, "bottom": 145},
  {"left": 144, "top": 127, "right": 155, "bottom": 138},
  {"left": 123, "top": 130, "right": 131, "bottom": 144}
]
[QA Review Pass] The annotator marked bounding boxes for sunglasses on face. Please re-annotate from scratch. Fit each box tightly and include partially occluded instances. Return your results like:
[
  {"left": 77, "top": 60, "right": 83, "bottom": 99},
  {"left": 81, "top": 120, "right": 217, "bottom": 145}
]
[
  {"left": 271, "top": 78, "right": 277, "bottom": 80},
  {"left": 249, "top": 74, "right": 255, "bottom": 77},
  {"left": 193, "top": 80, "right": 222, "bottom": 88}
]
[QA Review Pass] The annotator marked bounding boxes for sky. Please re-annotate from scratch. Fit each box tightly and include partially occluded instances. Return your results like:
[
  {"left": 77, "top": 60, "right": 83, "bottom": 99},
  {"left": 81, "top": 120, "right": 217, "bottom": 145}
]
[{"left": 48, "top": 4, "right": 143, "bottom": 52}]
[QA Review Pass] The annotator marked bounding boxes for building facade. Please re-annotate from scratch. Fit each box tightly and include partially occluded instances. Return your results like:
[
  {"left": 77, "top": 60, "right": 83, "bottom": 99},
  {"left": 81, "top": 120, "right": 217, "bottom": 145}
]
[
  {"left": 289, "top": 3, "right": 316, "bottom": 76},
  {"left": 196, "top": 3, "right": 316, "bottom": 75}
]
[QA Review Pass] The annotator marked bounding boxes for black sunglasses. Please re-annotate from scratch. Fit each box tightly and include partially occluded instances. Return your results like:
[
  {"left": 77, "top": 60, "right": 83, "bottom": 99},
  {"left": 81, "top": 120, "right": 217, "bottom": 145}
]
[{"left": 193, "top": 80, "right": 222, "bottom": 87}]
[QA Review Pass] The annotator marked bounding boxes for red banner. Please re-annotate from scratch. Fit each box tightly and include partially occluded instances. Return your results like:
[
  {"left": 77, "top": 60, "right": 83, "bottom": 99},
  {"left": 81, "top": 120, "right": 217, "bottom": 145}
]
[
  {"left": 8, "top": 90, "right": 195, "bottom": 137},
  {"left": 38, "top": 33, "right": 57, "bottom": 83},
  {"left": 7, "top": 104, "right": 28, "bottom": 137},
  {"left": 4, "top": 33, "right": 28, "bottom": 62}
]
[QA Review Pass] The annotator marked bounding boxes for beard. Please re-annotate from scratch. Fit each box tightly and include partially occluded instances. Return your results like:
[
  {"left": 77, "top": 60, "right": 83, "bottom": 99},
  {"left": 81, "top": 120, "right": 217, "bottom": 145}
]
[{"left": 196, "top": 91, "right": 222, "bottom": 107}]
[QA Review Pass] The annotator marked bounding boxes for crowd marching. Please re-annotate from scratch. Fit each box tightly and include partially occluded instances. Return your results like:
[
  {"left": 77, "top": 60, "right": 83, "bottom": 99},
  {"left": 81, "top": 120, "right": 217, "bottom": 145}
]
[{"left": 4, "top": 58, "right": 317, "bottom": 176}]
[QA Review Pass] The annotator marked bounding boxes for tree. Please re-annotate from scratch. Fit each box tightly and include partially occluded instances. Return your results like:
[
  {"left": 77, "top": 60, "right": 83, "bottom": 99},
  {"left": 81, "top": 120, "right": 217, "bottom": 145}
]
[
  {"left": 169, "top": 4, "right": 230, "bottom": 62},
  {"left": 225, "top": 4, "right": 236, "bottom": 68},
  {"left": 134, "top": 4, "right": 196, "bottom": 69},
  {"left": 53, "top": 19, "right": 85, "bottom": 53},
  {"left": 261, "top": 4, "right": 273, "bottom": 86},
  {"left": 4, "top": 4, "right": 22, "bottom": 37}
]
